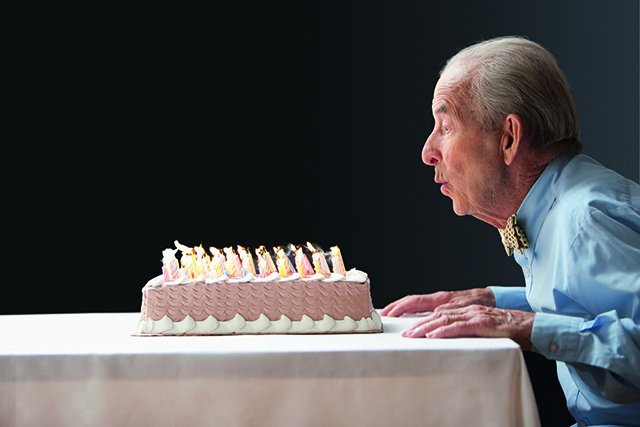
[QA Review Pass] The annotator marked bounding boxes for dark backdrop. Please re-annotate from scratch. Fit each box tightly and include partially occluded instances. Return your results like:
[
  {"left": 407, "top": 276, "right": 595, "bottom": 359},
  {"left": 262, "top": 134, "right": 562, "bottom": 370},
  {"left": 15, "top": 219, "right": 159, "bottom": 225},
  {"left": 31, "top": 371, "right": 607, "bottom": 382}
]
[{"left": 8, "top": 1, "right": 639, "bottom": 426}]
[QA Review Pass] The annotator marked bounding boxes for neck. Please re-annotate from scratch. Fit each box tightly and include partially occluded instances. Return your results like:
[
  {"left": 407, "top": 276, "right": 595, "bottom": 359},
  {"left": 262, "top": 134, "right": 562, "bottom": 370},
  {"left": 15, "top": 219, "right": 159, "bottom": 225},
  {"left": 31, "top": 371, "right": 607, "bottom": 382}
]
[{"left": 481, "top": 151, "right": 557, "bottom": 229}]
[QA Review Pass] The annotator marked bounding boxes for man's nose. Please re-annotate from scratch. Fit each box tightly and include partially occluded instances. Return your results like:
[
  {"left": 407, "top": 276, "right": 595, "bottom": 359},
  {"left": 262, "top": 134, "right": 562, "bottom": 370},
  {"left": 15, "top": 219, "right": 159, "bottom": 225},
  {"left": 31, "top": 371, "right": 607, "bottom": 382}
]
[{"left": 421, "top": 133, "right": 441, "bottom": 166}]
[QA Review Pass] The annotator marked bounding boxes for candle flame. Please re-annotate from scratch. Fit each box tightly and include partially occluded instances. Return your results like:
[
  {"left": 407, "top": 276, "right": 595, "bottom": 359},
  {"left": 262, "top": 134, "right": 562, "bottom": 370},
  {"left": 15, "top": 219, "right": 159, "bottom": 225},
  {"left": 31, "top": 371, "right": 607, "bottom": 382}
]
[
  {"left": 237, "top": 245, "right": 257, "bottom": 276},
  {"left": 174, "top": 240, "right": 193, "bottom": 255},
  {"left": 159, "top": 241, "right": 348, "bottom": 282},
  {"left": 223, "top": 246, "right": 244, "bottom": 278},
  {"left": 274, "top": 245, "right": 296, "bottom": 277},
  {"left": 255, "top": 245, "right": 277, "bottom": 277}
]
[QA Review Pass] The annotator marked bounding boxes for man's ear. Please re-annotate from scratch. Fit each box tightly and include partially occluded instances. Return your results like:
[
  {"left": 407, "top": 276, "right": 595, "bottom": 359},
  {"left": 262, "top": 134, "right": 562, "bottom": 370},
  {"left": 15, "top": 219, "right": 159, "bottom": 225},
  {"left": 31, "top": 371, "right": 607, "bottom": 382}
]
[{"left": 501, "top": 114, "right": 524, "bottom": 166}]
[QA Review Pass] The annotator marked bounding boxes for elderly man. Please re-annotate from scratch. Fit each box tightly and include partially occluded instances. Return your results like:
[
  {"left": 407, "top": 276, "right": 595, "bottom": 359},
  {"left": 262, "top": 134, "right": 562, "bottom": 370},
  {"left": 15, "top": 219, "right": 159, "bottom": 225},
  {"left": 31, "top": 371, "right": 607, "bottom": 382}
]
[{"left": 381, "top": 37, "right": 640, "bottom": 426}]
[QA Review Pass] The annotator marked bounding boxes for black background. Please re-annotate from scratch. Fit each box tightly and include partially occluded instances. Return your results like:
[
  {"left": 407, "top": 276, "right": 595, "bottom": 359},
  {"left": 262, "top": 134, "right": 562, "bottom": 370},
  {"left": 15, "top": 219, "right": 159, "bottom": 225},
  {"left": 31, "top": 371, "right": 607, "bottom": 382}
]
[{"left": 8, "top": 1, "right": 639, "bottom": 425}]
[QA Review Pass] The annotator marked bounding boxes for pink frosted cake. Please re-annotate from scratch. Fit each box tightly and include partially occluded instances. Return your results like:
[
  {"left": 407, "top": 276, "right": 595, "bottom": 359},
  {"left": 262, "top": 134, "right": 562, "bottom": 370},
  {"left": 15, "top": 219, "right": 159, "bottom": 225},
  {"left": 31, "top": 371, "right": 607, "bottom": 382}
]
[{"left": 135, "top": 241, "right": 382, "bottom": 335}]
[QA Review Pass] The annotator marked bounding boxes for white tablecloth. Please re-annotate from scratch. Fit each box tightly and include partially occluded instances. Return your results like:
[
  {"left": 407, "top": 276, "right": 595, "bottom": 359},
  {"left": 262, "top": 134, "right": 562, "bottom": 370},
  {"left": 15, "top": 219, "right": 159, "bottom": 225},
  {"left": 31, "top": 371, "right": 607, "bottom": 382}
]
[{"left": 0, "top": 312, "right": 540, "bottom": 427}]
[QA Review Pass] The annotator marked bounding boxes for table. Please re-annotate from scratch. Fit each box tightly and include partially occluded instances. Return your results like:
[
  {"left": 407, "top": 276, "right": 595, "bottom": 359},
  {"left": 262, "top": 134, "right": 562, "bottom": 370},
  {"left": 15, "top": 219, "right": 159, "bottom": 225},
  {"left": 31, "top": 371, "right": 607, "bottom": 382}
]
[{"left": 0, "top": 312, "right": 540, "bottom": 427}]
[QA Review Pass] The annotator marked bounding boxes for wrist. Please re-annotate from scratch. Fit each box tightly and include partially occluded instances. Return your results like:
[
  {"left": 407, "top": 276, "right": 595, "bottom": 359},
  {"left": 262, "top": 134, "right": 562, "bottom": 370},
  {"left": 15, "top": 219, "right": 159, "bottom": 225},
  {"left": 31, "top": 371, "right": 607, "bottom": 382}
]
[
  {"left": 483, "top": 288, "right": 496, "bottom": 307},
  {"left": 512, "top": 311, "right": 535, "bottom": 350}
]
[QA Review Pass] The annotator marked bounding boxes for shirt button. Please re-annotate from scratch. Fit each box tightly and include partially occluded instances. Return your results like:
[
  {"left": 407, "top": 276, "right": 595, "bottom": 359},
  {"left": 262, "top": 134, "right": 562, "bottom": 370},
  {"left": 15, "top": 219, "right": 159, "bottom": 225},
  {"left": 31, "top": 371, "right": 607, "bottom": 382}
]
[
  {"left": 577, "top": 420, "right": 586, "bottom": 427},
  {"left": 550, "top": 341, "right": 560, "bottom": 353},
  {"left": 523, "top": 267, "right": 530, "bottom": 277}
]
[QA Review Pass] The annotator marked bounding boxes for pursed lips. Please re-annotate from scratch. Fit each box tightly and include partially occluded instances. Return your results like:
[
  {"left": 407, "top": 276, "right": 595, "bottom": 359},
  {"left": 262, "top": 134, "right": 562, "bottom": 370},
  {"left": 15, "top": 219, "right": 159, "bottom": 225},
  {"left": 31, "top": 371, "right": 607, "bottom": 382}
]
[{"left": 434, "top": 175, "right": 448, "bottom": 193}]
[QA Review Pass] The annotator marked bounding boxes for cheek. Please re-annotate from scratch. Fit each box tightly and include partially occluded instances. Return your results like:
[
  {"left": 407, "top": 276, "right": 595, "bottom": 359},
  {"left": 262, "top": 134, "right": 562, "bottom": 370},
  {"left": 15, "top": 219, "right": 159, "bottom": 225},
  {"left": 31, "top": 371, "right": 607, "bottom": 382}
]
[{"left": 442, "top": 144, "right": 469, "bottom": 180}]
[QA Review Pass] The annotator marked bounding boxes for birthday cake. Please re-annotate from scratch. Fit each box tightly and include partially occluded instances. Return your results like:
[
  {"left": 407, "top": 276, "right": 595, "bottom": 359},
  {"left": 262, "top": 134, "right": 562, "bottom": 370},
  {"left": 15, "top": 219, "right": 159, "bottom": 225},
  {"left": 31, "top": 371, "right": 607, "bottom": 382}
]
[{"left": 135, "top": 241, "right": 382, "bottom": 335}]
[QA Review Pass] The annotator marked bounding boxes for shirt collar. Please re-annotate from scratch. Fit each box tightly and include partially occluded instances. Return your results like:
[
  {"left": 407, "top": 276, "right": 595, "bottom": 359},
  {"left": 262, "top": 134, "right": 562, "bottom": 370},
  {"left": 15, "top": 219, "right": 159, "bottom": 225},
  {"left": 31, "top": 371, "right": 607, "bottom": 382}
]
[{"left": 515, "top": 155, "right": 571, "bottom": 254}]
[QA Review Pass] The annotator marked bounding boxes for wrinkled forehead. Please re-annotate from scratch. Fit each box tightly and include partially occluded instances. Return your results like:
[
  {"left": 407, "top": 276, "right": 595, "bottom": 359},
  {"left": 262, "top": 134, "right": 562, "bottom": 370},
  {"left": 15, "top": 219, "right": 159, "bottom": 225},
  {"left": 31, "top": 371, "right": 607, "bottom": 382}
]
[{"left": 432, "top": 70, "right": 469, "bottom": 116}]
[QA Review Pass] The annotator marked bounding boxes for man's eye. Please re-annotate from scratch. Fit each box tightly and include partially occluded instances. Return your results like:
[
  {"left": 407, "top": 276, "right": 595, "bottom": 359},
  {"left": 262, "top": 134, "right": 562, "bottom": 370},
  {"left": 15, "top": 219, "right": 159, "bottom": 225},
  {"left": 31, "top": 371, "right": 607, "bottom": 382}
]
[{"left": 441, "top": 124, "right": 450, "bottom": 135}]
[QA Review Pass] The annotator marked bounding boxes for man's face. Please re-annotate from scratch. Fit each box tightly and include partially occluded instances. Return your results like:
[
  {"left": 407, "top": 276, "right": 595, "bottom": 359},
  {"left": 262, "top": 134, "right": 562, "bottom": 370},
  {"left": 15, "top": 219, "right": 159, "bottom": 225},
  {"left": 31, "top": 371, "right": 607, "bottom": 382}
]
[{"left": 421, "top": 70, "right": 505, "bottom": 222}]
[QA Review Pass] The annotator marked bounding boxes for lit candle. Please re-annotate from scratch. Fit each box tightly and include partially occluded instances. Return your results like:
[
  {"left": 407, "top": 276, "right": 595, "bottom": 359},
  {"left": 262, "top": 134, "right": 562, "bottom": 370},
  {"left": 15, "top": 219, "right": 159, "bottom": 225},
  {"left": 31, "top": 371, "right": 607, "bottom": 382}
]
[
  {"left": 306, "top": 242, "right": 331, "bottom": 277},
  {"left": 274, "top": 246, "right": 296, "bottom": 278},
  {"left": 294, "top": 245, "right": 316, "bottom": 278},
  {"left": 174, "top": 240, "right": 195, "bottom": 278},
  {"left": 237, "top": 245, "right": 257, "bottom": 276},
  {"left": 209, "top": 247, "right": 226, "bottom": 277},
  {"left": 255, "top": 246, "right": 277, "bottom": 277},
  {"left": 330, "top": 246, "right": 347, "bottom": 275},
  {"left": 182, "top": 253, "right": 198, "bottom": 279},
  {"left": 223, "top": 247, "right": 244, "bottom": 278},
  {"left": 174, "top": 240, "right": 193, "bottom": 254},
  {"left": 194, "top": 245, "right": 210, "bottom": 278},
  {"left": 263, "top": 246, "right": 277, "bottom": 273}
]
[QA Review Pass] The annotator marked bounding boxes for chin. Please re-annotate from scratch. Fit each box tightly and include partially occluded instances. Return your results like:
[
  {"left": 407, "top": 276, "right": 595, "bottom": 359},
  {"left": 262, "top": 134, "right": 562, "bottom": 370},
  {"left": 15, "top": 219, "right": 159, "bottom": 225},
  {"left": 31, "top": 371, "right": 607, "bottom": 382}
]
[{"left": 450, "top": 200, "right": 467, "bottom": 216}]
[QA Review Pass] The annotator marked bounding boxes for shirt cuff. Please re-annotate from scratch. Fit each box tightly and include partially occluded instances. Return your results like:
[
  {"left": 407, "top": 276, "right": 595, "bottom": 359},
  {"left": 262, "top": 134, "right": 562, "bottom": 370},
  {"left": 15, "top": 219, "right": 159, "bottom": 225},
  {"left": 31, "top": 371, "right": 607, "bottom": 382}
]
[
  {"left": 487, "top": 286, "right": 531, "bottom": 311},
  {"left": 531, "top": 312, "right": 583, "bottom": 360}
]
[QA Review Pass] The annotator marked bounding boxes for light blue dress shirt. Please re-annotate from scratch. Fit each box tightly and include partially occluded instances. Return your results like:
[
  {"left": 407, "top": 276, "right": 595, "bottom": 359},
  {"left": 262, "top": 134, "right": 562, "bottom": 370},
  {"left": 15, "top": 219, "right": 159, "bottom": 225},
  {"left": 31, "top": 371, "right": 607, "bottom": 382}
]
[{"left": 489, "top": 154, "right": 640, "bottom": 427}]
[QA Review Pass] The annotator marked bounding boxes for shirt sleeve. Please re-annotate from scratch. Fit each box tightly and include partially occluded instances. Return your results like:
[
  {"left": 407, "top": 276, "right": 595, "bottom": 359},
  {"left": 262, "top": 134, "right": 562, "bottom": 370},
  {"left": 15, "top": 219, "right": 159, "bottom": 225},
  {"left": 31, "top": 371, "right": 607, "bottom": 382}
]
[
  {"left": 487, "top": 286, "right": 532, "bottom": 311},
  {"left": 531, "top": 208, "right": 640, "bottom": 402},
  {"left": 532, "top": 310, "right": 640, "bottom": 402}
]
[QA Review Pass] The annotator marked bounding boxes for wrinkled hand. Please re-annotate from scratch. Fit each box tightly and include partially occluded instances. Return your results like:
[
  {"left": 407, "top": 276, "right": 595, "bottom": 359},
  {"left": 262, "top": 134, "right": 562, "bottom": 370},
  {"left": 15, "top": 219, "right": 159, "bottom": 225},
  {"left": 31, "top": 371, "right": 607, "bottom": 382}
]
[
  {"left": 401, "top": 304, "right": 535, "bottom": 350},
  {"left": 380, "top": 288, "right": 496, "bottom": 317}
]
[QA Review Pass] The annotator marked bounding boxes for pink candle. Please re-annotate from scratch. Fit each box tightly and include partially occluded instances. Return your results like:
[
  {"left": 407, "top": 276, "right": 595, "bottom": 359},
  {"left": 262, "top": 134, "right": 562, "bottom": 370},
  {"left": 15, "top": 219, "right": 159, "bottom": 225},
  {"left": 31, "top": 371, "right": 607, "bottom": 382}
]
[
  {"left": 330, "top": 246, "right": 347, "bottom": 275},
  {"left": 194, "top": 245, "right": 210, "bottom": 278},
  {"left": 294, "top": 246, "right": 316, "bottom": 278},
  {"left": 223, "top": 247, "right": 244, "bottom": 278},
  {"left": 237, "top": 246, "right": 257, "bottom": 276},
  {"left": 161, "top": 248, "right": 180, "bottom": 281}
]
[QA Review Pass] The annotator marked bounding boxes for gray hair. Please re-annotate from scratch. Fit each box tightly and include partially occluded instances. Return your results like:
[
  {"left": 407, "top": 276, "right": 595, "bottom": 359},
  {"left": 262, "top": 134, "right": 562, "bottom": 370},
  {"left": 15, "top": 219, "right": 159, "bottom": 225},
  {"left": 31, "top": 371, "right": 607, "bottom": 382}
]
[{"left": 443, "top": 36, "right": 581, "bottom": 155}]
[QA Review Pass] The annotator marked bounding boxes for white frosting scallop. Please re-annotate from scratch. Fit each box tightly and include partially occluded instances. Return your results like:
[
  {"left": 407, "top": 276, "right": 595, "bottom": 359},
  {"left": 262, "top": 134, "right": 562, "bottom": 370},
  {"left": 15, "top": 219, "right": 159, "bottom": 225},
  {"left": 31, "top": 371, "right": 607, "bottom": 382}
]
[
  {"left": 165, "top": 277, "right": 186, "bottom": 286},
  {"left": 146, "top": 275, "right": 165, "bottom": 287},
  {"left": 240, "top": 314, "right": 271, "bottom": 333},
  {"left": 150, "top": 316, "right": 174, "bottom": 333},
  {"left": 190, "top": 315, "right": 219, "bottom": 334},
  {"left": 278, "top": 273, "right": 301, "bottom": 282},
  {"left": 314, "top": 314, "right": 336, "bottom": 331},
  {"left": 264, "top": 315, "right": 293, "bottom": 333},
  {"left": 345, "top": 269, "right": 368, "bottom": 283},
  {"left": 166, "top": 315, "right": 196, "bottom": 334},
  {"left": 253, "top": 272, "right": 282, "bottom": 283},
  {"left": 183, "top": 277, "right": 205, "bottom": 285},
  {"left": 205, "top": 274, "right": 229, "bottom": 284},
  {"left": 323, "top": 273, "right": 346, "bottom": 282},
  {"left": 218, "top": 314, "right": 246, "bottom": 333},
  {"left": 331, "top": 316, "right": 356, "bottom": 332},
  {"left": 302, "top": 273, "right": 326, "bottom": 281},
  {"left": 136, "top": 312, "right": 381, "bottom": 335}
]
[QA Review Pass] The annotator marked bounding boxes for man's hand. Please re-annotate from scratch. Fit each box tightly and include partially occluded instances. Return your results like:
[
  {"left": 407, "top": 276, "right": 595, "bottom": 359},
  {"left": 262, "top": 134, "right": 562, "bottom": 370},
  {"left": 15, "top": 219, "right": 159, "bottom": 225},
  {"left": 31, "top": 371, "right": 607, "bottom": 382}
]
[
  {"left": 380, "top": 288, "right": 496, "bottom": 317},
  {"left": 401, "top": 304, "right": 535, "bottom": 350}
]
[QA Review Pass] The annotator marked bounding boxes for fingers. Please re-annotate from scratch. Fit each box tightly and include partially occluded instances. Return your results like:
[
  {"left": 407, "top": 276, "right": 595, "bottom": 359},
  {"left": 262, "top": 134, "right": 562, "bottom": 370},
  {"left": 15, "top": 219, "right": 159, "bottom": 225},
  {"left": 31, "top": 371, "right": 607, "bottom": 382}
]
[
  {"left": 433, "top": 302, "right": 468, "bottom": 312},
  {"left": 402, "top": 312, "right": 466, "bottom": 338},
  {"left": 380, "top": 295, "right": 432, "bottom": 317},
  {"left": 401, "top": 305, "right": 487, "bottom": 339},
  {"left": 381, "top": 292, "right": 451, "bottom": 317},
  {"left": 399, "top": 306, "right": 534, "bottom": 348},
  {"left": 380, "top": 295, "right": 415, "bottom": 317},
  {"left": 422, "top": 322, "right": 474, "bottom": 339}
]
